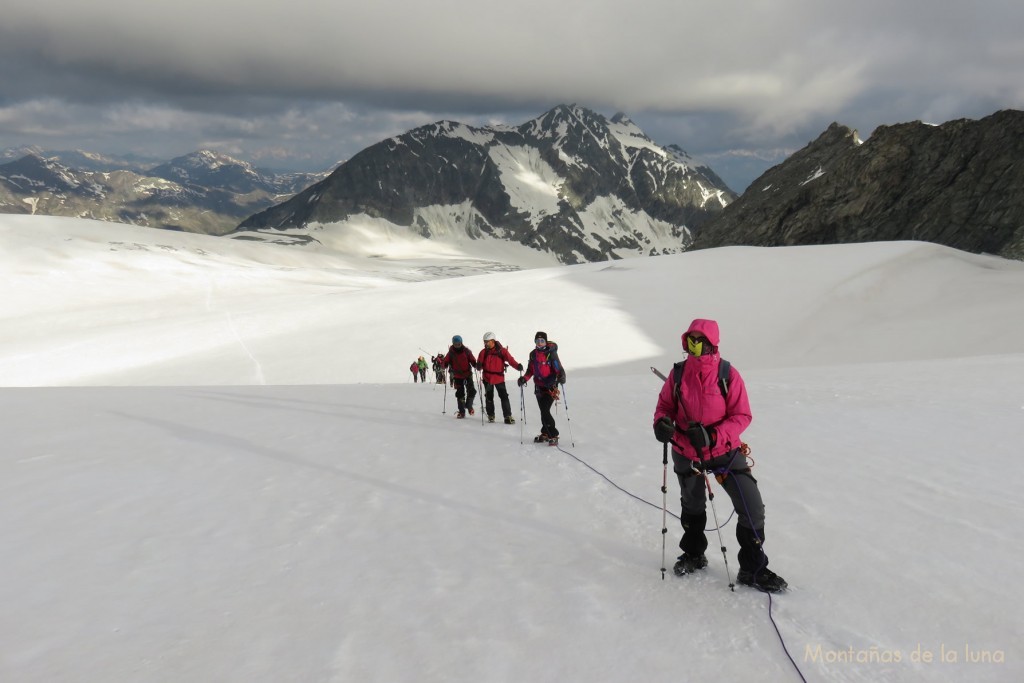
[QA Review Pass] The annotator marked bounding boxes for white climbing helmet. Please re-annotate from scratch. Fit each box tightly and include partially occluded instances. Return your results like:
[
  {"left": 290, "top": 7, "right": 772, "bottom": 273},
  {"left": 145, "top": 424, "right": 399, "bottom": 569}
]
[{"left": 483, "top": 331, "right": 496, "bottom": 341}]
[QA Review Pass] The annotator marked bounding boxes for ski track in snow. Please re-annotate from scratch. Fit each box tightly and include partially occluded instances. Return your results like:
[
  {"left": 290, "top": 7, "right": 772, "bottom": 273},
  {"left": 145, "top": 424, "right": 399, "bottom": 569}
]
[
  {"left": 224, "top": 310, "right": 266, "bottom": 385},
  {"left": 204, "top": 273, "right": 266, "bottom": 384}
]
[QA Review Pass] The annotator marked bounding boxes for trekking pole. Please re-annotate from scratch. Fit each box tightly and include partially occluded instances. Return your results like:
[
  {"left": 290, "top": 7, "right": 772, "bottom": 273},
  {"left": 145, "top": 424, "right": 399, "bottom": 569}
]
[
  {"left": 476, "top": 369, "right": 485, "bottom": 425},
  {"left": 443, "top": 375, "right": 448, "bottom": 414},
  {"left": 661, "top": 441, "right": 669, "bottom": 580},
  {"left": 520, "top": 373, "right": 527, "bottom": 429},
  {"left": 560, "top": 384, "right": 575, "bottom": 447},
  {"left": 519, "top": 371, "right": 527, "bottom": 443},
  {"left": 695, "top": 432, "right": 734, "bottom": 591}
]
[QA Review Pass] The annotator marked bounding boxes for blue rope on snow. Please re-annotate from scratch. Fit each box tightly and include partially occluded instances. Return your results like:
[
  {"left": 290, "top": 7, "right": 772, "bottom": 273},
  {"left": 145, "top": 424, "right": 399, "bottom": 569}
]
[
  {"left": 548, "top": 440, "right": 807, "bottom": 683},
  {"left": 550, "top": 442, "right": 735, "bottom": 530}
]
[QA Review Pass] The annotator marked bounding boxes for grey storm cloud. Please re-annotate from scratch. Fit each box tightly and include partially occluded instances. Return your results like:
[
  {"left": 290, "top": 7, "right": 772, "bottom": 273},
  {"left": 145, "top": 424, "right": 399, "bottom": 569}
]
[{"left": 2, "top": 0, "right": 1023, "bottom": 190}]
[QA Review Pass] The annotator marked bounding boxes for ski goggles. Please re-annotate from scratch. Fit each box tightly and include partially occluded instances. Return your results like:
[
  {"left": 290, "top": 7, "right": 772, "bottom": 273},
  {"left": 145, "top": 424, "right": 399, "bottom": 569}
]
[{"left": 686, "top": 334, "right": 708, "bottom": 357}]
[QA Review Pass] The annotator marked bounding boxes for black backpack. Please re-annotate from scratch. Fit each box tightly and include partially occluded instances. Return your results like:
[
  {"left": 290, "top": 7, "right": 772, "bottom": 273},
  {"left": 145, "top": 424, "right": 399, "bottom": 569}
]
[
  {"left": 668, "top": 358, "right": 752, "bottom": 460},
  {"left": 671, "top": 358, "right": 731, "bottom": 403}
]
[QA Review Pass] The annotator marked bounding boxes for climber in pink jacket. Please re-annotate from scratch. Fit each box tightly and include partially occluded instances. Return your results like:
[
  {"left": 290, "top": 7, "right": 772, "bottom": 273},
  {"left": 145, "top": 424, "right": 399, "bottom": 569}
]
[
  {"left": 652, "top": 318, "right": 788, "bottom": 593},
  {"left": 654, "top": 318, "right": 751, "bottom": 464}
]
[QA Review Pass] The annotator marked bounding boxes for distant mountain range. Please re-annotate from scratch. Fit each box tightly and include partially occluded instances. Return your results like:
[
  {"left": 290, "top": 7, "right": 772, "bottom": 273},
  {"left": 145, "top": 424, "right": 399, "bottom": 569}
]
[
  {"left": 695, "top": 109, "right": 1024, "bottom": 260},
  {"left": 0, "top": 146, "right": 161, "bottom": 173},
  {"left": 0, "top": 149, "right": 330, "bottom": 235},
  {"left": 5, "top": 106, "right": 1022, "bottom": 262},
  {"left": 238, "top": 104, "right": 736, "bottom": 263}
]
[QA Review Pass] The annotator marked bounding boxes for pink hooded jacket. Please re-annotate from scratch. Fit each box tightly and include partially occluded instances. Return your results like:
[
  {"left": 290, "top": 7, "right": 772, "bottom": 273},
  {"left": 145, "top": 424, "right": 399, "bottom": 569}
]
[{"left": 653, "top": 319, "right": 752, "bottom": 463}]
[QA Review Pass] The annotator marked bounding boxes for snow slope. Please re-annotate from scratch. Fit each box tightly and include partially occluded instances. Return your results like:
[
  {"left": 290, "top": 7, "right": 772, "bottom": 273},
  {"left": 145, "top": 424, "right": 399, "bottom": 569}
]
[
  {"left": 3, "top": 215, "right": 1022, "bottom": 387},
  {"left": 1, "top": 215, "right": 1022, "bottom": 682}
]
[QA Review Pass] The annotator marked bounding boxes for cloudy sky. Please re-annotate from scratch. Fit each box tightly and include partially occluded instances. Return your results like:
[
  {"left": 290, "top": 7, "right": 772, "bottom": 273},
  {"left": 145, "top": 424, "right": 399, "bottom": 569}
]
[{"left": 2, "top": 0, "right": 1022, "bottom": 191}]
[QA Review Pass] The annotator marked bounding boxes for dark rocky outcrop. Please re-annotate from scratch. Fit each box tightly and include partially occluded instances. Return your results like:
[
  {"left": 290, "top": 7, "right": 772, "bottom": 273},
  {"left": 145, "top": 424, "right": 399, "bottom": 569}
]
[{"left": 694, "top": 110, "right": 1024, "bottom": 260}]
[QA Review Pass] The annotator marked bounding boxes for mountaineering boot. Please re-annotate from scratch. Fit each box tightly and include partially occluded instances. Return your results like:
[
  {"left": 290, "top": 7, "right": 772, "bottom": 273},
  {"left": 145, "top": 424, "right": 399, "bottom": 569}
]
[
  {"left": 736, "top": 526, "right": 787, "bottom": 592},
  {"left": 456, "top": 411, "right": 466, "bottom": 419},
  {"left": 468, "top": 407, "right": 475, "bottom": 416},
  {"left": 533, "top": 433, "right": 549, "bottom": 443},
  {"left": 673, "top": 553, "right": 708, "bottom": 576},
  {"left": 488, "top": 415, "right": 495, "bottom": 423},
  {"left": 737, "top": 567, "right": 788, "bottom": 593},
  {"left": 504, "top": 416, "right": 516, "bottom": 424},
  {"left": 547, "top": 436, "right": 559, "bottom": 446}
]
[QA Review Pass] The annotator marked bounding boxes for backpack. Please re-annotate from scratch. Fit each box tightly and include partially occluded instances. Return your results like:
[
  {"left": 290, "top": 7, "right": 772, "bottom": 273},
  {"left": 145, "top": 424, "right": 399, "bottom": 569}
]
[
  {"left": 482, "top": 341, "right": 510, "bottom": 372},
  {"left": 531, "top": 341, "right": 563, "bottom": 386},
  {"left": 672, "top": 357, "right": 731, "bottom": 404},
  {"left": 447, "top": 345, "right": 474, "bottom": 375},
  {"left": 669, "top": 358, "right": 752, "bottom": 462}
]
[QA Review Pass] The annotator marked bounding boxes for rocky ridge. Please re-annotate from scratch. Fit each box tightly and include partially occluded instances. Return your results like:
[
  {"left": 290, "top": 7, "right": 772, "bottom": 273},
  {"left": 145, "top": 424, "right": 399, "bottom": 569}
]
[{"left": 694, "top": 110, "right": 1024, "bottom": 260}]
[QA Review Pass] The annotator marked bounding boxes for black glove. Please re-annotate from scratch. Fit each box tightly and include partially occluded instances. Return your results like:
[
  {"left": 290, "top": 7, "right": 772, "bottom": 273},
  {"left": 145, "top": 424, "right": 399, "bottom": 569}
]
[
  {"left": 517, "top": 377, "right": 527, "bottom": 387},
  {"left": 516, "top": 363, "right": 524, "bottom": 372},
  {"left": 654, "top": 417, "right": 675, "bottom": 443},
  {"left": 557, "top": 372, "right": 566, "bottom": 385},
  {"left": 683, "top": 422, "right": 717, "bottom": 451}
]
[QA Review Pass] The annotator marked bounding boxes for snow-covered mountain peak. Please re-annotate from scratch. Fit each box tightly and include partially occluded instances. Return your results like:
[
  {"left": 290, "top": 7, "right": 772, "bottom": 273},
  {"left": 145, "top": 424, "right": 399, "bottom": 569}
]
[
  {"left": 0, "top": 152, "right": 82, "bottom": 191},
  {"left": 0, "top": 145, "right": 46, "bottom": 163},
  {"left": 175, "top": 150, "right": 256, "bottom": 173},
  {"left": 145, "top": 151, "right": 275, "bottom": 195},
  {"left": 75, "top": 149, "right": 113, "bottom": 163},
  {"left": 408, "top": 120, "right": 496, "bottom": 147},
  {"left": 519, "top": 104, "right": 609, "bottom": 142},
  {"left": 239, "top": 105, "right": 737, "bottom": 263}
]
